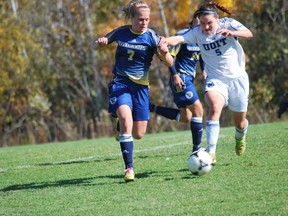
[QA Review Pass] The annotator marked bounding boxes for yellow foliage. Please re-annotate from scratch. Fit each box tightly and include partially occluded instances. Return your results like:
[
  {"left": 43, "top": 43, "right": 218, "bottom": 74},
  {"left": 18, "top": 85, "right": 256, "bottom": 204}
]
[
  {"left": 0, "top": 11, "right": 48, "bottom": 128},
  {"left": 177, "top": 0, "right": 192, "bottom": 24}
]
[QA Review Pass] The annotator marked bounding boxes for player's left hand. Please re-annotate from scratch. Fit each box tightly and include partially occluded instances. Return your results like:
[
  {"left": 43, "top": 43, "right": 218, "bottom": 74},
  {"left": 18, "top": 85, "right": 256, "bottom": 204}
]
[
  {"left": 157, "top": 36, "right": 169, "bottom": 54},
  {"left": 173, "top": 74, "right": 184, "bottom": 92},
  {"left": 217, "top": 29, "right": 233, "bottom": 37}
]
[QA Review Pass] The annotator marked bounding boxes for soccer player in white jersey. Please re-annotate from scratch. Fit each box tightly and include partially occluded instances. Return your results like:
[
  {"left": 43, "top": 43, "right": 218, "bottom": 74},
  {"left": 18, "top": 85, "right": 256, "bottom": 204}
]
[
  {"left": 93, "top": 0, "right": 173, "bottom": 182},
  {"left": 160, "top": 1, "right": 253, "bottom": 164}
]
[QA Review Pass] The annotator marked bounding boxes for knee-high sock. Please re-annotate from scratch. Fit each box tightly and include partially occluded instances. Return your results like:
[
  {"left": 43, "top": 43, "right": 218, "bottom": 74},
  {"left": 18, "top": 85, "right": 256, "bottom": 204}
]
[
  {"left": 155, "top": 106, "right": 180, "bottom": 121},
  {"left": 119, "top": 134, "right": 134, "bottom": 169},
  {"left": 235, "top": 119, "right": 249, "bottom": 140},
  {"left": 190, "top": 117, "right": 203, "bottom": 152},
  {"left": 206, "top": 120, "right": 220, "bottom": 154}
]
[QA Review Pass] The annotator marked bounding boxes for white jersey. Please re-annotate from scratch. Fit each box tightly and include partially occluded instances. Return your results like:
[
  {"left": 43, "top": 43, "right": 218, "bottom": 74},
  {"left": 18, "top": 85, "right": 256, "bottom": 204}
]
[{"left": 181, "top": 17, "right": 248, "bottom": 82}]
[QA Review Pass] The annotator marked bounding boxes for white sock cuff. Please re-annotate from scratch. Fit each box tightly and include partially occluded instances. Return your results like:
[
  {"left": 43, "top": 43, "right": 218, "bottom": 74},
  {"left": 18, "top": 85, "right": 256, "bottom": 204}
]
[
  {"left": 191, "top": 117, "right": 202, "bottom": 123},
  {"left": 206, "top": 120, "right": 219, "bottom": 127},
  {"left": 119, "top": 134, "right": 133, "bottom": 142}
]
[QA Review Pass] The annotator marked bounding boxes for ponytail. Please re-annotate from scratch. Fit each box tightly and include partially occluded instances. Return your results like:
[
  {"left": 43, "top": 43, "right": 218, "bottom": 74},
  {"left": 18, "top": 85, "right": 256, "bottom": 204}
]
[{"left": 195, "top": 1, "right": 235, "bottom": 17}]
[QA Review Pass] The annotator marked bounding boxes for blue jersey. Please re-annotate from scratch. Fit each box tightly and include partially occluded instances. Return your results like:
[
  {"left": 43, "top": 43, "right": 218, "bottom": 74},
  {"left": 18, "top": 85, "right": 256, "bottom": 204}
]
[
  {"left": 105, "top": 25, "right": 160, "bottom": 86},
  {"left": 169, "top": 28, "right": 201, "bottom": 77}
]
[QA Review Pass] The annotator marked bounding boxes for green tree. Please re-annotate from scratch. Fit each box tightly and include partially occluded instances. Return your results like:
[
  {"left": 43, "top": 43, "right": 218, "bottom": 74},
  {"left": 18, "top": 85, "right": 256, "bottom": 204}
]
[{"left": 0, "top": 1, "right": 49, "bottom": 146}]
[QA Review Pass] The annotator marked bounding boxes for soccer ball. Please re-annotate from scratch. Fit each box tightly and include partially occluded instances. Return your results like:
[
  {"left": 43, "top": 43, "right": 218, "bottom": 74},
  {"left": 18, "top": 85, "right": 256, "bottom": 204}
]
[{"left": 187, "top": 149, "right": 212, "bottom": 176}]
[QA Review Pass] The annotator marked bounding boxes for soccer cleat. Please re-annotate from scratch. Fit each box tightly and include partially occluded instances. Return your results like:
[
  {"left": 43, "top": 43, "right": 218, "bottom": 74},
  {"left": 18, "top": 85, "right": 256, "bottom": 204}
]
[
  {"left": 112, "top": 116, "right": 119, "bottom": 141},
  {"left": 124, "top": 168, "right": 135, "bottom": 182},
  {"left": 209, "top": 153, "right": 217, "bottom": 165},
  {"left": 235, "top": 136, "right": 246, "bottom": 156},
  {"left": 204, "top": 149, "right": 216, "bottom": 165}
]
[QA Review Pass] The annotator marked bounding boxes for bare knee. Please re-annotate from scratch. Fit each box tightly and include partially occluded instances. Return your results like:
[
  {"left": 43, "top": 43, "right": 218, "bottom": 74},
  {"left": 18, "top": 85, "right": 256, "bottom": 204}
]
[
  {"left": 132, "top": 131, "right": 145, "bottom": 140},
  {"left": 180, "top": 116, "right": 190, "bottom": 123}
]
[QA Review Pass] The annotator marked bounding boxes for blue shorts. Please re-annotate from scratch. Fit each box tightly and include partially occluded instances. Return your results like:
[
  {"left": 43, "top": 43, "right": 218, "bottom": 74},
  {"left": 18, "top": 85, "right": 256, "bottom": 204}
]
[
  {"left": 169, "top": 73, "right": 199, "bottom": 109},
  {"left": 108, "top": 76, "right": 150, "bottom": 121}
]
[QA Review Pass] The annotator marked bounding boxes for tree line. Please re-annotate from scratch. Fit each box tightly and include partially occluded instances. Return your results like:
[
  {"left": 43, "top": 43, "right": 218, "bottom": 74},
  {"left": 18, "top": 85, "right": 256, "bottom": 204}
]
[{"left": 0, "top": 0, "right": 287, "bottom": 146}]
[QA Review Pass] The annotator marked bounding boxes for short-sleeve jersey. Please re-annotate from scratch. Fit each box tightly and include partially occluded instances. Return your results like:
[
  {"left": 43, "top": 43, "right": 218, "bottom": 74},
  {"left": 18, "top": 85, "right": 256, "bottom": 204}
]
[
  {"left": 104, "top": 25, "right": 160, "bottom": 86},
  {"left": 181, "top": 17, "right": 248, "bottom": 82},
  {"left": 169, "top": 27, "right": 201, "bottom": 77}
]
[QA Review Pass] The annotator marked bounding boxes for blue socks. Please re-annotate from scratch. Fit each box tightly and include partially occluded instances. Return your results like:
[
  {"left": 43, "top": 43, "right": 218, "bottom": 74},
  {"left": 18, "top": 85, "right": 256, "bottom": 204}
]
[
  {"left": 191, "top": 117, "right": 203, "bottom": 152},
  {"left": 119, "top": 134, "right": 134, "bottom": 169},
  {"left": 155, "top": 106, "right": 180, "bottom": 121}
]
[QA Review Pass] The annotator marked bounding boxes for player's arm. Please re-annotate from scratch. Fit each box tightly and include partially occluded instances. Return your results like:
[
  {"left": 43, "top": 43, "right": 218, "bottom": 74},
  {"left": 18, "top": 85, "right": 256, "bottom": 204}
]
[
  {"left": 217, "top": 29, "right": 253, "bottom": 38},
  {"left": 157, "top": 37, "right": 173, "bottom": 67},
  {"left": 168, "top": 45, "right": 184, "bottom": 91},
  {"left": 163, "top": 36, "right": 184, "bottom": 46}
]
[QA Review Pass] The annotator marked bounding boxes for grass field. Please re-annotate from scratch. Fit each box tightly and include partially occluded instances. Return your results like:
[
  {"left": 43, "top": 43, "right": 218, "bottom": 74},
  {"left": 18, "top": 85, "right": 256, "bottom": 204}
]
[{"left": 0, "top": 121, "right": 287, "bottom": 216}]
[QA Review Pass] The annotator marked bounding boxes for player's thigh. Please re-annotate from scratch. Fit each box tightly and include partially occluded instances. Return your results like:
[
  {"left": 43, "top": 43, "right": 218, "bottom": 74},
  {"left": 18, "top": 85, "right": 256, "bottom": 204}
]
[
  {"left": 228, "top": 75, "right": 249, "bottom": 112},
  {"left": 117, "top": 105, "right": 133, "bottom": 134},
  {"left": 204, "top": 79, "right": 227, "bottom": 110},
  {"left": 108, "top": 81, "right": 132, "bottom": 115}
]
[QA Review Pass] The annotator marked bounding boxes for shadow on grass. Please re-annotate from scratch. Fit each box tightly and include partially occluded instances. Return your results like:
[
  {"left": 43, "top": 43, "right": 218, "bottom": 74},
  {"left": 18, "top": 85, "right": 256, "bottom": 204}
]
[
  {"left": 37, "top": 158, "right": 116, "bottom": 167},
  {"left": 0, "top": 171, "right": 158, "bottom": 192}
]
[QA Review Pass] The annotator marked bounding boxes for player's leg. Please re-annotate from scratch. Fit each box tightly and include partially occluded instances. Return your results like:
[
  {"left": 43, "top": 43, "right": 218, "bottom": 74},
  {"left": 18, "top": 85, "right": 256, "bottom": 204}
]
[
  {"left": 120, "top": 82, "right": 150, "bottom": 181},
  {"left": 149, "top": 102, "right": 180, "bottom": 121},
  {"left": 204, "top": 80, "right": 227, "bottom": 164},
  {"left": 108, "top": 78, "right": 135, "bottom": 182},
  {"left": 229, "top": 74, "right": 250, "bottom": 156},
  {"left": 116, "top": 105, "right": 135, "bottom": 182},
  {"left": 205, "top": 91, "right": 225, "bottom": 164},
  {"left": 187, "top": 99, "right": 204, "bottom": 153},
  {"left": 232, "top": 112, "right": 248, "bottom": 156}
]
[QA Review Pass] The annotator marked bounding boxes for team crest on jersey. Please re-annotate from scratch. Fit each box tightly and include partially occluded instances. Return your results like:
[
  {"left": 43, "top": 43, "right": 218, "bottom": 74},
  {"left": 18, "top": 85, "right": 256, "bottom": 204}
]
[
  {"left": 110, "top": 97, "right": 117, "bottom": 105},
  {"left": 185, "top": 91, "right": 193, "bottom": 99},
  {"left": 206, "top": 82, "right": 215, "bottom": 88}
]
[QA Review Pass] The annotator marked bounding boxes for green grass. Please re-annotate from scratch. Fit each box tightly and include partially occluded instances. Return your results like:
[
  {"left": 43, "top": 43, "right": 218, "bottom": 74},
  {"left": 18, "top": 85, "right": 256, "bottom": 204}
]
[{"left": 0, "top": 121, "right": 287, "bottom": 216}]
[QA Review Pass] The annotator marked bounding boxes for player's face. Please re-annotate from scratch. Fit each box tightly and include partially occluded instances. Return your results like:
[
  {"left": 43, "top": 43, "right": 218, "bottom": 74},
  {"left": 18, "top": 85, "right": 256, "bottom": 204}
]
[
  {"left": 131, "top": 8, "right": 150, "bottom": 34},
  {"left": 199, "top": 14, "right": 219, "bottom": 35}
]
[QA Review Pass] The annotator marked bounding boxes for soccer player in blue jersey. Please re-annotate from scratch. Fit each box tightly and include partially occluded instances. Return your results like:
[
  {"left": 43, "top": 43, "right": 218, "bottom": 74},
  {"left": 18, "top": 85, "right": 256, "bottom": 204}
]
[
  {"left": 93, "top": 0, "right": 173, "bottom": 182},
  {"left": 161, "top": 1, "right": 253, "bottom": 164},
  {"left": 150, "top": 14, "right": 206, "bottom": 158}
]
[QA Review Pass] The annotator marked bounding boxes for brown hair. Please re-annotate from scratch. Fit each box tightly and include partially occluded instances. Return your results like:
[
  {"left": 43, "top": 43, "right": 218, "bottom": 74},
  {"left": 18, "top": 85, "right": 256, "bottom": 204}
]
[
  {"left": 195, "top": 1, "right": 235, "bottom": 17},
  {"left": 122, "top": 0, "right": 150, "bottom": 21}
]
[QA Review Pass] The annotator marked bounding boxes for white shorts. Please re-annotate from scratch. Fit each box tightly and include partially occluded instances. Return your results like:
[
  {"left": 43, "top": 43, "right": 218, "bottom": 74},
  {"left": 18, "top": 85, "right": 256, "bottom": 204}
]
[{"left": 204, "top": 73, "right": 249, "bottom": 112}]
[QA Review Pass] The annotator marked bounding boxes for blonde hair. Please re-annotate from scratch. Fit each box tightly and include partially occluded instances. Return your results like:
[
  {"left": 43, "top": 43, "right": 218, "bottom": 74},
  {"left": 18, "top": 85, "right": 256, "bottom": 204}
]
[{"left": 122, "top": 0, "right": 150, "bottom": 21}]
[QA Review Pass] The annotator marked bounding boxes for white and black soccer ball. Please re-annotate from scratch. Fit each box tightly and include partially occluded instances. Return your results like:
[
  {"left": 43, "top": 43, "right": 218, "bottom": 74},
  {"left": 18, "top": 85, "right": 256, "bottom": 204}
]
[{"left": 187, "top": 149, "right": 212, "bottom": 176}]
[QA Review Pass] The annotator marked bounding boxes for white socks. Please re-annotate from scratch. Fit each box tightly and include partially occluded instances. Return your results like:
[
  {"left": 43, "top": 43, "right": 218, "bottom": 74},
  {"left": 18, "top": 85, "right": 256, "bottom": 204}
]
[
  {"left": 235, "top": 119, "right": 249, "bottom": 140},
  {"left": 206, "top": 120, "right": 220, "bottom": 154}
]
